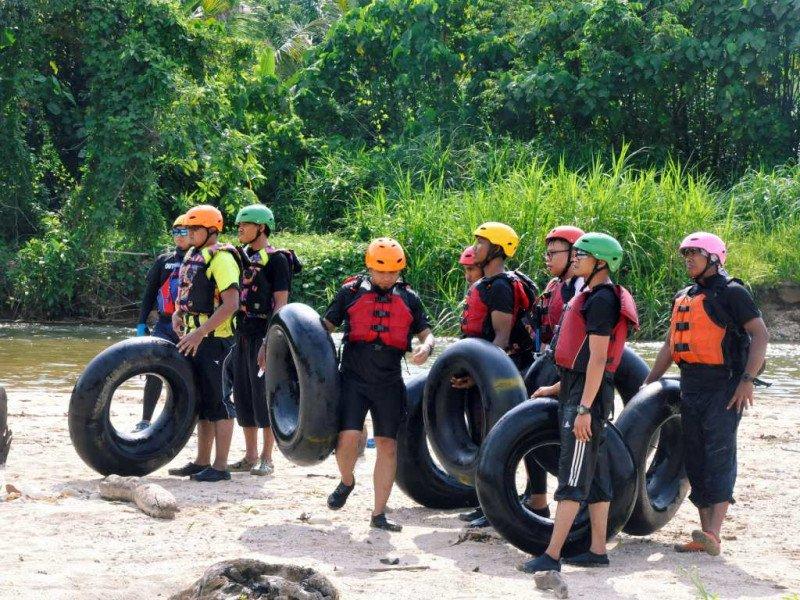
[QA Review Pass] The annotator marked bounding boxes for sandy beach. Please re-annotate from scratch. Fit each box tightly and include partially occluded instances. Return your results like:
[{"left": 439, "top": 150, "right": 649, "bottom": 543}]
[{"left": 1, "top": 373, "right": 799, "bottom": 600}]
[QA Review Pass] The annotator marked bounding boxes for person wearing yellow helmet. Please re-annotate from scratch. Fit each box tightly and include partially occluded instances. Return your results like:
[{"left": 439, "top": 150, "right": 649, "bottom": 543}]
[
  {"left": 168, "top": 204, "right": 242, "bottom": 483},
  {"left": 322, "top": 238, "right": 435, "bottom": 532},
  {"left": 132, "top": 214, "right": 191, "bottom": 432}
]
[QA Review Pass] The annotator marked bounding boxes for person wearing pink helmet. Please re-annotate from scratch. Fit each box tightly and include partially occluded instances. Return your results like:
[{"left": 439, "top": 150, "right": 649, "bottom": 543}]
[{"left": 643, "top": 231, "right": 768, "bottom": 556}]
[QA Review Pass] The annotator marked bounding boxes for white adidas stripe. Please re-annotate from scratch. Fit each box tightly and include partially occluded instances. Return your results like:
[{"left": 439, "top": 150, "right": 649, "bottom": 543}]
[{"left": 569, "top": 440, "right": 587, "bottom": 487}]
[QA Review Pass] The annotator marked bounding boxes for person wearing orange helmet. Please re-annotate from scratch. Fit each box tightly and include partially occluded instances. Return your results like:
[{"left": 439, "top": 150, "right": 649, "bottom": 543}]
[
  {"left": 643, "top": 232, "right": 768, "bottom": 556},
  {"left": 322, "top": 238, "right": 435, "bottom": 532},
  {"left": 167, "top": 204, "right": 242, "bottom": 483},
  {"left": 133, "top": 214, "right": 191, "bottom": 432}
]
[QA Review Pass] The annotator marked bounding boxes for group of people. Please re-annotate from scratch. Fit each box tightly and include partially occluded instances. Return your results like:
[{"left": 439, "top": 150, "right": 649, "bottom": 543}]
[{"left": 135, "top": 203, "right": 769, "bottom": 571}]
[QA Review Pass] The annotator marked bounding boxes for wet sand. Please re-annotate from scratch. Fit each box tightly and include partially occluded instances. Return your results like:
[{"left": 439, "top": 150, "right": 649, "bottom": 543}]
[{"left": 1, "top": 380, "right": 799, "bottom": 599}]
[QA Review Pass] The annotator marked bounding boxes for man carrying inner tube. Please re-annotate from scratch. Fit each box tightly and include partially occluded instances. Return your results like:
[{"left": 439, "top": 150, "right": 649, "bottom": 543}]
[
  {"left": 168, "top": 204, "right": 242, "bottom": 483},
  {"left": 229, "top": 202, "right": 290, "bottom": 477},
  {"left": 522, "top": 232, "right": 639, "bottom": 572},
  {"left": 453, "top": 222, "right": 542, "bottom": 528},
  {"left": 133, "top": 214, "right": 191, "bottom": 432},
  {"left": 643, "top": 232, "right": 768, "bottom": 556},
  {"left": 323, "top": 238, "right": 435, "bottom": 532}
]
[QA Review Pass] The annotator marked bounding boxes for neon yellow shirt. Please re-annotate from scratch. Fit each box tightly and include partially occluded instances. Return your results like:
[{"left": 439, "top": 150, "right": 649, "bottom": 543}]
[{"left": 185, "top": 247, "right": 240, "bottom": 338}]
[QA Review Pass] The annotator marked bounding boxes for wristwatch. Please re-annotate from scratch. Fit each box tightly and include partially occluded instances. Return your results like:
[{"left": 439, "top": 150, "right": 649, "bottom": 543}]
[
  {"left": 576, "top": 404, "right": 591, "bottom": 415},
  {"left": 741, "top": 372, "right": 755, "bottom": 383}
]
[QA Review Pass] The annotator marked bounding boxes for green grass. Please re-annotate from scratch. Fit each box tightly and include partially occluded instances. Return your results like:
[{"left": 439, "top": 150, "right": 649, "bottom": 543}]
[{"left": 345, "top": 149, "right": 800, "bottom": 338}]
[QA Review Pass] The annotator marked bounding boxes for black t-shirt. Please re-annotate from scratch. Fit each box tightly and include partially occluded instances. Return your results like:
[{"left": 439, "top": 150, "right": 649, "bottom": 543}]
[
  {"left": 469, "top": 274, "right": 514, "bottom": 342},
  {"left": 678, "top": 274, "right": 761, "bottom": 390},
  {"left": 138, "top": 248, "right": 185, "bottom": 323},
  {"left": 582, "top": 284, "right": 621, "bottom": 336},
  {"left": 324, "top": 280, "right": 430, "bottom": 385},
  {"left": 238, "top": 247, "right": 291, "bottom": 337}
]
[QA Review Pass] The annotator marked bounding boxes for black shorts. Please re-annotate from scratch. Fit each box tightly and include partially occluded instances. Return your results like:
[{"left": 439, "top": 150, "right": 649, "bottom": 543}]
[
  {"left": 553, "top": 369, "right": 614, "bottom": 504},
  {"left": 232, "top": 330, "right": 269, "bottom": 428},
  {"left": 339, "top": 374, "right": 406, "bottom": 439},
  {"left": 189, "top": 336, "right": 236, "bottom": 422}
]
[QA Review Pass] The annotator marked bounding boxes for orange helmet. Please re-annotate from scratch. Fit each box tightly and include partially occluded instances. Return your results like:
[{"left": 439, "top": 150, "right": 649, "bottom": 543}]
[
  {"left": 172, "top": 214, "right": 187, "bottom": 227},
  {"left": 365, "top": 237, "right": 406, "bottom": 272},
  {"left": 185, "top": 205, "right": 223, "bottom": 231}
]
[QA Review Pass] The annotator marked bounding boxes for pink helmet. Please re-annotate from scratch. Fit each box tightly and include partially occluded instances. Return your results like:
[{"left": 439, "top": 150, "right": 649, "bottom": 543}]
[
  {"left": 679, "top": 232, "right": 727, "bottom": 265},
  {"left": 546, "top": 225, "right": 585, "bottom": 246},
  {"left": 459, "top": 246, "right": 476, "bottom": 266}
]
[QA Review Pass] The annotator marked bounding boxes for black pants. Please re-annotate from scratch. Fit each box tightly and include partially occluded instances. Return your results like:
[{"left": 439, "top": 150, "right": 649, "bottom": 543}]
[
  {"left": 232, "top": 329, "right": 270, "bottom": 428},
  {"left": 339, "top": 374, "right": 406, "bottom": 439},
  {"left": 142, "top": 317, "right": 179, "bottom": 421},
  {"left": 189, "top": 336, "right": 236, "bottom": 422},
  {"left": 553, "top": 369, "right": 613, "bottom": 504},
  {"left": 680, "top": 375, "right": 742, "bottom": 508}
]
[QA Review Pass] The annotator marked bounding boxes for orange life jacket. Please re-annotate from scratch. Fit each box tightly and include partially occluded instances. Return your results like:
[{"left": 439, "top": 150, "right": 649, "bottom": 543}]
[
  {"left": 553, "top": 284, "right": 639, "bottom": 374},
  {"left": 342, "top": 277, "right": 416, "bottom": 352},
  {"left": 670, "top": 278, "right": 750, "bottom": 369}
]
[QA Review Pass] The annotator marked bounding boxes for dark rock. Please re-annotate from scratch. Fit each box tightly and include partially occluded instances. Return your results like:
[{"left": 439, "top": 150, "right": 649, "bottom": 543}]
[
  {"left": 170, "top": 559, "right": 339, "bottom": 600},
  {"left": 0, "top": 386, "right": 11, "bottom": 466}
]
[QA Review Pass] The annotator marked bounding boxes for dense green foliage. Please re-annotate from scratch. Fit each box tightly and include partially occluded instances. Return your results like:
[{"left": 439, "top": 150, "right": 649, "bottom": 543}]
[{"left": 1, "top": 0, "right": 799, "bottom": 336}]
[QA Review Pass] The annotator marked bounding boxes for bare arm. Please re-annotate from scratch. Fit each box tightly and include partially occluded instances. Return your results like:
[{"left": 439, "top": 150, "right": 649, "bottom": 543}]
[
  {"left": 643, "top": 331, "right": 674, "bottom": 385},
  {"left": 273, "top": 290, "right": 289, "bottom": 312},
  {"left": 490, "top": 310, "right": 514, "bottom": 350},
  {"left": 410, "top": 328, "right": 435, "bottom": 366}
]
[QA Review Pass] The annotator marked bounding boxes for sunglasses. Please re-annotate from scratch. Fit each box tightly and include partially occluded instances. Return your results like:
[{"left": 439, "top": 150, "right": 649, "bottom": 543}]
[
  {"left": 543, "top": 249, "right": 571, "bottom": 260},
  {"left": 171, "top": 227, "right": 189, "bottom": 236},
  {"left": 680, "top": 247, "right": 707, "bottom": 258}
]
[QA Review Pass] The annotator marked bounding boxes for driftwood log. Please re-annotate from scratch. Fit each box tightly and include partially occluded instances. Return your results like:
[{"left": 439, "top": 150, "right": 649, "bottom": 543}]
[
  {"left": 0, "top": 387, "right": 11, "bottom": 467},
  {"left": 98, "top": 475, "right": 178, "bottom": 519},
  {"left": 170, "top": 559, "right": 339, "bottom": 600}
]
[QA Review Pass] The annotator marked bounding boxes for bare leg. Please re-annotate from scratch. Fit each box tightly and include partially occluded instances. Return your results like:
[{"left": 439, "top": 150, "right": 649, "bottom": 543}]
[
  {"left": 372, "top": 436, "right": 397, "bottom": 516},
  {"left": 261, "top": 427, "right": 275, "bottom": 462},
  {"left": 545, "top": 500, "right": 581, "bottom": 559},
  {"left": 527, "top": 493, "right": 549, "bottom": 511},
  {"left": 588, "top": 501, "right": 610, "bottom": 555},
  {"left": 242, "top": 426, "right": 259, "bottom": 463},
  {"left": 196, "top": 420, "right": 214, "bottom": 465},
  {"left": 335, "top": 430, "right": 361, "bottom": 486},
  {"left": 211, "top": 418, "right": 234, "bottom": 471},
  {"left": 698, "top": 506, "right": 712, "bottom": 532},
  {"left": 707, "top": 502, "right": 730, "bottom": 538}
]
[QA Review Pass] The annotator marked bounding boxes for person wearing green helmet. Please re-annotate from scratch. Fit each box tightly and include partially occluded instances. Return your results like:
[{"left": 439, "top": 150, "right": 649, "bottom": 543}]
[
  {"left": 523, "top": 232, "right": 639, "bottom": 574},
  {"left": 228, "top": 202, "right": 290, "bottom": 477}
]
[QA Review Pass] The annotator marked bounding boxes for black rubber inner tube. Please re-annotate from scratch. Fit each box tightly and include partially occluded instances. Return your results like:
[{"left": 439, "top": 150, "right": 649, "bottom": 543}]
[
  {"left": 423, "top": 338, "right": 528, "bottom": 486},
  {"left": 264, "top": 303, "right": 340, "bottom": 466},
  {"left": 68, "top": 337, "right": 197, "bottom": 476},
  {"left": 616, "top": 378, "right": 689, "bottom": 535},
  {"left": 395, "top": 374, "right": 479, "bottom": 509},
  {"left": 614, "top": 346, "right": 651, "bottom": 404},
  {"left": 475, "top": 398, "right": 638, "bottom": 558}
]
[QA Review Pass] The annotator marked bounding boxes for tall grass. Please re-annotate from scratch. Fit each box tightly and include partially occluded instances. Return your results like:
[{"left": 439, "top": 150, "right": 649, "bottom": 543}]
[{"left": 347, "top": 149, "right": 800, "bottom": 338}]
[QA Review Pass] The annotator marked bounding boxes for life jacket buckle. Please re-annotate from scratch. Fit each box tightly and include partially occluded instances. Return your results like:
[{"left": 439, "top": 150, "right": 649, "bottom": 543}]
[
  {"left": 674, "top": 343, "right": 690, "bottom": 352},
  {"left": 373, "top": 310, "right": 390, "bottom": 318},
  {"left": 675, "top": 322, "right": 690, "bottom": 331},
  {"left": 677, "top": 305, "right": 690, "bottom": 312},
  {"left": 371, "top": 324, "right": 389, "bottom": 333}
]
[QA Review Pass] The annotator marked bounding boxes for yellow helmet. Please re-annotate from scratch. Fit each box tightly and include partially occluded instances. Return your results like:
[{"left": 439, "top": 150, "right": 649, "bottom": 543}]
[
  {"left": 473, "top": 222, "right": 519, "bottom": 258},
  {"left": 172, "top": 214, "right": 187, "bottom": 227},
  {"left": 365, "top": 237, "right": 407, "bottom": 272}
]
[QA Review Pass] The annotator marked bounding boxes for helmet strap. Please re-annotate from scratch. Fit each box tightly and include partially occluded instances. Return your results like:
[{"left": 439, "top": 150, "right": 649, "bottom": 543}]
[
  {"left": 694, "top": 256, "right": 719, "bottom": 284},
  {"left": 478, "top": 245, "right": 505, "bottom": 270},
  {"left": 581, "top": 261, "right": 608, "bottom": 291},
  {"left": 558, "top": 246, "right": 573, "bottom": 280}
]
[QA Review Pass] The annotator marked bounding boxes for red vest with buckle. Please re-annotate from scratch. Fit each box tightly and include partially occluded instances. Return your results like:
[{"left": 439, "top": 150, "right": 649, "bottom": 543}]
[
  {"left": 537, "top": 278, "right": 569, "bottom": 345},
  {"left": 344, "top": 277, "right": 415, "bottom": 352},
  {"left": 460, "top": 272, "right": 531, "bottom": 339},
  {"left": 553, "top": 284, "right": 639, "bottom": 374}
]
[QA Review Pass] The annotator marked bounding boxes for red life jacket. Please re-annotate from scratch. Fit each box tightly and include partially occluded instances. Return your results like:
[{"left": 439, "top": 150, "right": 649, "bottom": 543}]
[
  {"left": 460, "top": 272, "right": 532, "bottom": 341},
  {"left": 536, "top": 277, "right": 576, "bottom": 345},
  {"left": 156, "top": 253, "right": 184, "bottom": 317},
  {"left": 553, "top": 284, "right": 639, "bottom": 374},
  {"left": 343, "top": 277, "right": 415, "bottom": 352},
  {"left": 176, "top": 243, "right": 241, "bottom": 316}
]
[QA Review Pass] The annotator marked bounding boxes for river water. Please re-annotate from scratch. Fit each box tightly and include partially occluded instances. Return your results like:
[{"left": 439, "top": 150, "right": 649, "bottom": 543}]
[{"left": 1, "top": 322, "right": 798, "bottom": 399}]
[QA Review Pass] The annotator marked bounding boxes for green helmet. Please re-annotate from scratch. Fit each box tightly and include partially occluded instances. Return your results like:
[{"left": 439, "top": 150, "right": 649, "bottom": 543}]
[
  {"left": 235, "top": 204, "right": 275, "bottom": 231},
  {"left": 574, "top": 232, "right": 623, "bottom": 272}
]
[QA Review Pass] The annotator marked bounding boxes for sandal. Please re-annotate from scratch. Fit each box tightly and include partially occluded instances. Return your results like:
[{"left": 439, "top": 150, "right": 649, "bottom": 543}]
[{"left": 228, "top": 457, "right": 256, "bottom": 473}]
